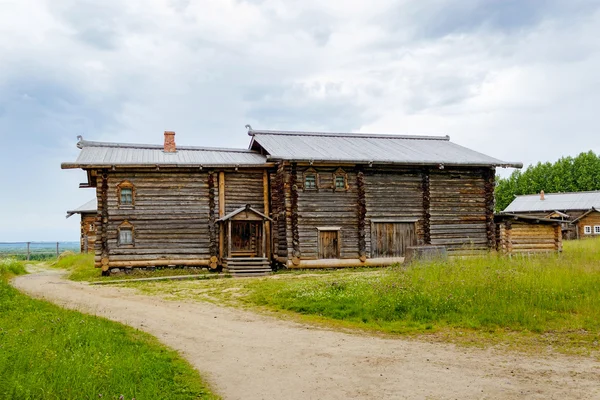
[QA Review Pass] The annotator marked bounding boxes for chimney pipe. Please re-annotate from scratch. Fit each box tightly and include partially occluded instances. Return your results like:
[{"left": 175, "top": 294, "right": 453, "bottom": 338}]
[
  {"left": 540, "top": 190, "right": 545, "bottom": 201},
  {"left": 164, "top": 131, "right": 176, "bottom": 152}
]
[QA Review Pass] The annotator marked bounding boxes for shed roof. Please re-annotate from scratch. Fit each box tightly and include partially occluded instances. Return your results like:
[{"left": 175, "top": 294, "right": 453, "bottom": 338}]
[
  {"left": 66, "top": 199, "right": 97, "bottom": 218},
  {"left": 503, "top": 191, "right": 600, "bottom": 213},
  {"left": 62, "top": 139, "right": 268, "bottom": 169},
  {"left": 494, "top": 213, "right": 561, "bottom": 225},
  {"left": 248, "top": 129, "right": 521, "bottom": 168}
]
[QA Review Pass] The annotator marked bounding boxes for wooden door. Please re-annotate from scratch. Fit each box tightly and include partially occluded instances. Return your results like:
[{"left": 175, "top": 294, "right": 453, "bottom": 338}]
[
  {"left": 231, "top": 221, "right": 260, "bottom": 257},
  {"left": 371, "top": 222, "right": 416, "bottom": 258},
  {"left": 319, "top": 230, "right": 339, "bottom": 259}
]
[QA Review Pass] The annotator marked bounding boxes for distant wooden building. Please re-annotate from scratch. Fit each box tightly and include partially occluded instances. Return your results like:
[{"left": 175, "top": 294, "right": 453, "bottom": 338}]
[
  {"left": 66, "top": 199, "right": 97, "bottom": 253},
  {"left": 62, "top": 129, "right": 521, "bottom": 275},
  {"left": 571, "top": 208, "right": 600, "bottom": 239},
  {"left": 495, "top": 214, "right": 562, "bottom": 255},
  {"left": 503, "top": 191, "right": 600, "bottom": 239}
]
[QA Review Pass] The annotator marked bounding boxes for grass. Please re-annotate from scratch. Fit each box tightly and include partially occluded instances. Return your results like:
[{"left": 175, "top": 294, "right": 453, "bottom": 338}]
[
  {"left": 127, "top": 238, "right": 600, "bottom": 356},
  {"left": 0, "top": 260, "right": 218, "bottom": 399},
  {"left": 52, "top": 253, "right": 214, "bottom": 282}
]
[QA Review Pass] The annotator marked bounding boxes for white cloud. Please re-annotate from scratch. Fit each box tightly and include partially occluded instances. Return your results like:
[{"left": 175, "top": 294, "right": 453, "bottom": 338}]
[{"left": 0, "top": 0, "right": 599, "bottom": 240}]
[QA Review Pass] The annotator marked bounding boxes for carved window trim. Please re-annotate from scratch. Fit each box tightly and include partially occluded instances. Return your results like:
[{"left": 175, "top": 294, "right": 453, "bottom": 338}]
[
  {"left": 333, "top": 168, "right": 348, "bottom": 192},
  {"left": 303, "top": 168, "right": 319, "bottom": 191},
  {"left": 117, "top": 180, "right": 136, "bottom": 208},
  {"left": 118, "top": 220, "right": 135, "bottom": 247},
  {"left": 584, "top": 225, "right": 592, "bottom": 235}
]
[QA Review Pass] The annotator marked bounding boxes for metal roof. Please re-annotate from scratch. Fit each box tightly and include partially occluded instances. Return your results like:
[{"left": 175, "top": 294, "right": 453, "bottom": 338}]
[
  {"left": 62, "top": 139, "right": 268, "bottom": 169},
  {"left": 503, "top": 191, "right": 600, "bottom": 213},
  {"left": 248, "top": 129, "right": 522, "bottom": 168},
  {"left": 66, "top": 198, "right": 97, "bottom": 218}
]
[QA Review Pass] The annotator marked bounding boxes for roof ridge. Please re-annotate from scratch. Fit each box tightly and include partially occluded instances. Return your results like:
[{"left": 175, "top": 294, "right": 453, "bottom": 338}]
[
  {"left": 78, "top": 139, "right": 258, "bottom": 154},
  {"left": 515, "top": 190, "right": 600, "bottom": 197},
  {"left": 248, "top": 129, "right": 450, "bottom": 141}
]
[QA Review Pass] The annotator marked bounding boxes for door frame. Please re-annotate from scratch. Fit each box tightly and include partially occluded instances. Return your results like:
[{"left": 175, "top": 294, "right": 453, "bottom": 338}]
[
  {"left": 317, "top": 226, "right": 341, "bottom": 259},
  {"left": 370, "top": 218, "right": 418, "bottom": 258}
]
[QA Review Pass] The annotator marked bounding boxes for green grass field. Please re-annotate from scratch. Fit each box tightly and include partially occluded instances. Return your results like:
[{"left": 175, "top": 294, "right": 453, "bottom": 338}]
[{"left": 0, "top": 259, "right": 217, "bottom": 400}]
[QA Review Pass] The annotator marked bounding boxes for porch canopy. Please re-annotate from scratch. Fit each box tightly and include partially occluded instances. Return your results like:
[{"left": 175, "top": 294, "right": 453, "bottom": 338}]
[{"left": 218, "top": 204, "right": 274, "bottom": 259}]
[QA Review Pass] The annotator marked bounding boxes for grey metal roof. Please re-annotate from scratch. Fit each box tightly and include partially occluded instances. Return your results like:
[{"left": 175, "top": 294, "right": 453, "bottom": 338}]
[
  {"left": 62, "top": 139, "right": 268, "bottom": 169},
  {"left": 248, "top": 129, "right": 522, "bottom": 167},
  {"left": 503, "top": 191, "right": 600, "bottom": 213},
  {"left": 66, "top": 198, "right": 97, "bottom": 218}
]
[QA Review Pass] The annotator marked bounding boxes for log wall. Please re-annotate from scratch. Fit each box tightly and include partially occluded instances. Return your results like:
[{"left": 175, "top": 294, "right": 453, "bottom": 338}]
[
  {"left": 364, "top": 167, "right": 425, "bottom": 256},
  {"left": 224, "top": 171, "right": 265, "bottom": 214},
  {"left": 296, "top": 166, "right": 359, "bottom": 259},
  {"left": 80, "top": 214, "right": 96, "bottom": 253},
  {"left": 497, "top": 221, "right": 562, "bottom": 254},
  {"left": 429, "top": 168, "right": 490, "bottom": 253},
  {"left": 99, "top": 171, "right": 213, "bottom": 267}
]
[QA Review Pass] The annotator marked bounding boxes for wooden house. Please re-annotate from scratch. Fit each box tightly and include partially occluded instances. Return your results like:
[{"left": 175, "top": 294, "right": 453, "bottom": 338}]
[
  {"left": 62, "top": 129, "right": 521, "bottom": 275},
  {"left": 495, "top": 214, "right": 562, "bottom": 255},
  {"left": 503, "top": 191, "right": 600, "bottom": 239},
  {"left": 66, "top": 199, "right": 97, "bottom": 253},
  {"left": 571, "top": 208, "right": 600, "bottom": 239}
]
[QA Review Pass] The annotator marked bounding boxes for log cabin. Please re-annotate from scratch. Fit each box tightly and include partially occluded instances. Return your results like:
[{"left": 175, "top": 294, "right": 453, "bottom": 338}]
[
  {"left": 62, "top": 128, "right": 522, "bottom": 275},
  {"left": 503, "top": 190, "right": 600, "bottom": 239},
  {"left": 494, "top": 214, "right": 562, "bottom": 255},
  {"left": 66, "top": 199, "right": 97, "bottom": 253}
]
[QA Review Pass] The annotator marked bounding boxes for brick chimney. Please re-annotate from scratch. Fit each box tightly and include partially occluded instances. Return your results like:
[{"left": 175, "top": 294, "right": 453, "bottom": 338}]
[
  {"left": 540, "top": 190, "right": 545, "bottom": 201},
  {"left": 164, "top": 131, "right": 176, "bottom": 152}
]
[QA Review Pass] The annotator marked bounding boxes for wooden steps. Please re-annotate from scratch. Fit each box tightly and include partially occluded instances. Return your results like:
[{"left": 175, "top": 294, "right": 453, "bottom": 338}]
[{"left": 224, "top": 257, "right": 272, "bottom": 276}]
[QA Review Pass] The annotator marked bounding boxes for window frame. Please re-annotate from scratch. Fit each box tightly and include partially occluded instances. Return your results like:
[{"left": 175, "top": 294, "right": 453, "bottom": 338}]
[
  {"left": 333, "top": 168, "right": 348, "bottom": 192},
  {"left": 584, "top": 225, "right": 592, "bottom": 235},
  {"left": 117, "top": 180, "right": 136, "bottom": 208},
  {"left": 303, "top": 168, "right": 319, "bottom": 191},
  {"left": 594, "top": 226, "right": 600, "bottom": 235},
  {"left": 118, "top": 221, "right": 135, "bottom": 247}
]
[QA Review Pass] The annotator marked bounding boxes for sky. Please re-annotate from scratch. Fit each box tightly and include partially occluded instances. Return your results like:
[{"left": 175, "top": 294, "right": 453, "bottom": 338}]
[{"left": 1, "top": 0, "right": 599, "bottom": 241}]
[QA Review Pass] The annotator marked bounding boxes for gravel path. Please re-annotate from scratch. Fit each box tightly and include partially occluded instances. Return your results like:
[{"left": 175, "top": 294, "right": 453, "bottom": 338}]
[{"left": 12, "top": 269, "right": 600, "bottom": 400}]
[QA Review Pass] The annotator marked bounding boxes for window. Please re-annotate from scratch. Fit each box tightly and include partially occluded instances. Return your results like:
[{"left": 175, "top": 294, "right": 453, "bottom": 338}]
[
  {"left": 117, "top": 180, "right": 135, "bottom": 207},
  {"left": 595, "top": 226, "right": 600, "bottom": 234},
  {"left": 119, "top": 229, "right": 133, "bottom": 245},
  {"left": 118, "top": 221, "right": 134, "bottom": 246},
  {"left": 333, "top": 168, "right": 348, "bottom": 191},
  {"left": 120, "top": 188, "right": 133, "bottom": 205},
  {"left": 584, "top": 226, "right": 592, "bottom": 235},
  {"left": 303, "top": 168, "right": 318, "bottom": 191}
]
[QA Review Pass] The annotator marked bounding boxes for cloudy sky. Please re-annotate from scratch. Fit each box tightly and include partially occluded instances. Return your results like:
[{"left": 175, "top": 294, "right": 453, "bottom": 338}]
[{"left": 1, "top": 0, "right": 599, "bottom": 241}]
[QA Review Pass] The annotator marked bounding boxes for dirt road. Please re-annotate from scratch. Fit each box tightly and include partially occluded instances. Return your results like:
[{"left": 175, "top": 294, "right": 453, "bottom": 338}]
[{"left": 12, "top": 269, "right": 600, "bottom": 400}]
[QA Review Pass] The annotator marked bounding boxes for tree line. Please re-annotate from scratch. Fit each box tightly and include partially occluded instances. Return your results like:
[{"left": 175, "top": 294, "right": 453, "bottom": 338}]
[{"left": 495, "top": 150, "right": 600, "bottom": 212}]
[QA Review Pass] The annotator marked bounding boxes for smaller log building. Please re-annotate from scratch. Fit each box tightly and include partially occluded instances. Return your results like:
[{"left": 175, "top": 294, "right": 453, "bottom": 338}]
[
  {"left": 495, "top": 214, "right": 562, "bottom": 255},
  {"left": 503, "top": 191, "right": 600, "bottom": 239},
  {"left": 66, "top": 199, "right": 97, "bottom": 253}
]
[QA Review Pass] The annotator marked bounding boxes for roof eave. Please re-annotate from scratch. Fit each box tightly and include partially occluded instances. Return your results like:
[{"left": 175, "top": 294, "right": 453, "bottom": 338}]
[
  {"left": 61, "top": 162, "right": 275, "bottom": 169},
  {"left": 266, "top": 157, "right": 521, "bottom": 168}
]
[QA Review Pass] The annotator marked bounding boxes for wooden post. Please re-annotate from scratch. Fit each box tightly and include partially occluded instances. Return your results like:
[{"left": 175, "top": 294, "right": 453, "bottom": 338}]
[
  {"left": 484, "top": 168, "right": 496, "bottom": 250},
  {"left": 56, "top": 242, "right": 59, "bottom": 258},
  {"left": 263, "top": 170, "right": 271, "bottom": 259},
  {"left": 219, "top": 171, "right": 225, "bottom": 261},
  {"left": 26, "top": 242, "right": 30, "bottom": 261},
  {"left": 100, "top": 171, "right": 110, "bottom": 275},
  {"left": 262, "top": 220, "right": 266, "bottom": 258},
  {"left": 356, "top": 169, "right": 367, "bottom": 262},
  {"left": 290, "top": 163, "right": 301, "bottom": 265},
  {"left": 421, "top": 168, "right": 431, "bottom": 245},
  {"left": 227, "top": 220, "right": 232, "bottom": 259}
]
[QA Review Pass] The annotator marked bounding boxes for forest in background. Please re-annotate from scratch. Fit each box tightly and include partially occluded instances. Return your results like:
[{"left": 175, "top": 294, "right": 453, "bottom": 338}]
[{"left": 495, "top": 151, "right": 600, "bottom": 212}]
